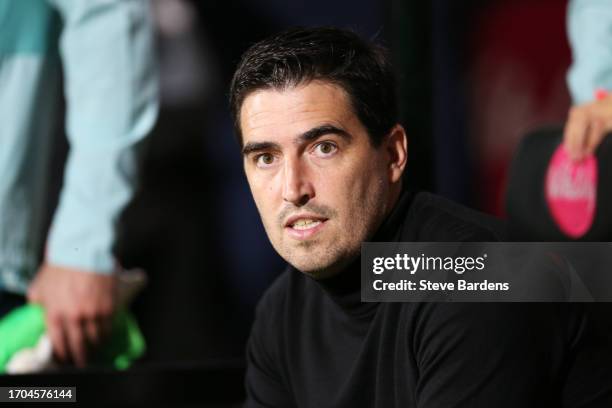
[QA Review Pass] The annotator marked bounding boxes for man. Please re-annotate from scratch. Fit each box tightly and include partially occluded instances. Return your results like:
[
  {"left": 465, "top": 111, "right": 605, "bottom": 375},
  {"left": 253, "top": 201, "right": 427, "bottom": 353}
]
[
  {"left": 230, "top": 28, "right": 610, "bottom": 407},
  {"left": 0, "top": 0, "right": 157, "bottom": 367}
]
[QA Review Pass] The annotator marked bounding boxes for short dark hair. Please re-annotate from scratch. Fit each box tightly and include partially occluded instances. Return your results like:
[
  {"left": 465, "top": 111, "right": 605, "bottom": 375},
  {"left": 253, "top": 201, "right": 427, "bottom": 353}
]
[{"left": 229, "top": 27, "right": 398, "bottom": 146}]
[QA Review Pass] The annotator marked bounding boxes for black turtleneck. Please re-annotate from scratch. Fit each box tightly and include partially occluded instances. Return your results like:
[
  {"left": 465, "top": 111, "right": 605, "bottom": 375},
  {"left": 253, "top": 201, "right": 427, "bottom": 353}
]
[{"left": 244, "top": 190, "right": 612, "bottom": 408}]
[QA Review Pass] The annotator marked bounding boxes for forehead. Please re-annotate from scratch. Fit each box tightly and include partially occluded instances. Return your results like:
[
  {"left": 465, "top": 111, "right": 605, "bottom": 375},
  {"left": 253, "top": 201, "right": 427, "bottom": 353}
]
[{"left": 239, "top": 81, "right": 358, "bottom": 143}]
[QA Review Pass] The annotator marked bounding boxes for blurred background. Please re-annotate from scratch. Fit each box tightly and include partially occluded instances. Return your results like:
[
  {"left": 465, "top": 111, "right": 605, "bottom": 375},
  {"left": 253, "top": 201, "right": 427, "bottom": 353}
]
[{"left": 43, "top": 0, "right": 572, "bottom": 363}]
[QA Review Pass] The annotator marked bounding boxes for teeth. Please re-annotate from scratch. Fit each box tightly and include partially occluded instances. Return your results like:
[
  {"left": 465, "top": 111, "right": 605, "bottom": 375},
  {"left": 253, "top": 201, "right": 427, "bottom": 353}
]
[{"left": 292, "top": 219, "right": 322, "bottom": 230}]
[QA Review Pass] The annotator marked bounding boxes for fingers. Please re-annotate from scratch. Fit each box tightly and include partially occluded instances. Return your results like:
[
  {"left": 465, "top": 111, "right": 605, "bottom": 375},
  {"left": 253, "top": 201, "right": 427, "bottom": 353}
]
[
  {"left": 87, "top": 298, "right": 114, "bottom": 346},
  {"left": 85, "top": 319, "right": 101, "bottom": 347},
  {"left": 564, "top": 95, "right": 612, "bottom": 162},
  {"left": 585, "top": 118, "right": 604, "bottom": 157},
  {"left": 564, "top": 106, "right": 588, "bottom": 161},
  {"left": 65, "top": 310, "right": 114, "bottom": 366},
  {"left": 28, "top": 265, "right": 118, "bottom": 368},
  {"left": 47, "top": 311, "right": 89, "bottom": 367},
  {"left": 66, "top": 318, "right": 87, "bottom": 368},
  {"left": 46, "top": 312, "right": 68, "bottom": 363},
  {"left": 49, "top": 313, "right": 112, "bottom": 367}
]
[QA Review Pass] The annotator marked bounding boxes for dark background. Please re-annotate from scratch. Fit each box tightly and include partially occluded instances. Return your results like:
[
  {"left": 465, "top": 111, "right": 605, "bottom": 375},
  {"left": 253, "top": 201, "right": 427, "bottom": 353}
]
[{"left": 47, "top": 0, "right": 572, "bottom": 364}]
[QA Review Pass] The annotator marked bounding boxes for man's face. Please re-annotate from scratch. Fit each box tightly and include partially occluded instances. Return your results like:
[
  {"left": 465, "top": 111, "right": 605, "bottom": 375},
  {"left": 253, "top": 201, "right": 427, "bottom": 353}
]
[{"left": 240, "top": 81, "right": 403, "bottom": 279}]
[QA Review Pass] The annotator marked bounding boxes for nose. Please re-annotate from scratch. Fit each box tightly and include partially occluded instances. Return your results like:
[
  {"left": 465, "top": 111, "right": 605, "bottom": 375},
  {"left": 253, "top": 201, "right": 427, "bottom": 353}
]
[{"left": 282, "top": 157, "right": 315, "bottom": 206}]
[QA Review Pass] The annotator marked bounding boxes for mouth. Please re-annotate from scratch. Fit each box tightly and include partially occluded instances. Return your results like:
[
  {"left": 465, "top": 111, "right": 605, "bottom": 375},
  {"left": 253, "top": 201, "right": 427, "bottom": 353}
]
[{"left": 284, "top": 214, "right": 329, "bottom": 240}]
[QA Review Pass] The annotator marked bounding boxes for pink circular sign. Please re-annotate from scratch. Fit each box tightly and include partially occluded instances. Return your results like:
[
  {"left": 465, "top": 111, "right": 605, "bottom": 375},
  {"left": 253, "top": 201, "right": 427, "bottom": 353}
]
[{"left": 545, "top": 145, "right": 597, "bottom": 238}]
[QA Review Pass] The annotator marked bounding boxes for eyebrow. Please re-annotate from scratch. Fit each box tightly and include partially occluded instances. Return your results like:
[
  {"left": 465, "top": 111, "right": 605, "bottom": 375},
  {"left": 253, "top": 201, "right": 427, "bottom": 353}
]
[
  {"left": 241, "top": 141, "right": 280, "bottom": 156},
  {"left": 297, "top": 125, "right": 352, "bottom": 144},
  {"left": 242, "top": 124, "right": 351, "bottom": 156}
]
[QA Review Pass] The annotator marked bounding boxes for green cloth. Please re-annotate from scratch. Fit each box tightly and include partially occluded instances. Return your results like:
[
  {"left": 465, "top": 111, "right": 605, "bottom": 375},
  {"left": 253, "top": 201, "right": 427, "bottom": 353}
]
[{"left": 0, "top": 304, "right": 145, "bottom": 373}]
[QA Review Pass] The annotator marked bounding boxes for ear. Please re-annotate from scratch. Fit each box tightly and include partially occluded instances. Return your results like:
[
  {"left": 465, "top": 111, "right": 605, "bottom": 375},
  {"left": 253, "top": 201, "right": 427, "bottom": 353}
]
[{"left": 384, "top": 124, "right": 408, "bottom": 183}]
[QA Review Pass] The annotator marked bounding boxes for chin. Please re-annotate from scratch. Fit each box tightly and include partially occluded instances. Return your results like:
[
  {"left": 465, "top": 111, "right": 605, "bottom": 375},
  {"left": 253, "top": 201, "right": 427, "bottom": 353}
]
[
  {"left": 287, "top": 258, "right": 331, "bottom": 278},
  {"left": 287, "top": 250, "right": 354, "bottom": 280}
]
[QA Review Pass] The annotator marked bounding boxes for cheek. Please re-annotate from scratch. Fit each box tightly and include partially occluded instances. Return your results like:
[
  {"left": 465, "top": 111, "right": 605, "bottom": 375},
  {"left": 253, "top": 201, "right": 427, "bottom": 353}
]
[
  {"left": 342, "top": 154, "right": 386, "bottom": 194},
  {"left": 247, "top": 172, "right": 282, "bottom": 223},
  {"left": 344, "top": 161, "right": 388, "bottom": 218},
  {"left": 315, "top": 160, "right": 382, "bottom": 214}
]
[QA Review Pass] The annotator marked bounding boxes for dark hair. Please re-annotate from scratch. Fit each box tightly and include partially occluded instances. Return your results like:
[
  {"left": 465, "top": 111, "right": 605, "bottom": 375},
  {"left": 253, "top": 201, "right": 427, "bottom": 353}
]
[{"left": 229, "top": 27, "right": 398, "bottom": 146}]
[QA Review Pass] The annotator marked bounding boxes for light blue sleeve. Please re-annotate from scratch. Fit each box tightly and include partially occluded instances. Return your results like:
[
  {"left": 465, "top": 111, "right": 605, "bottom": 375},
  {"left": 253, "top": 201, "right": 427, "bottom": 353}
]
[
  {"left": 567, "top": 0, "right": 612, "bottom": 104},
  {"left": 45, "top": 0, "right": 159, "bottom": 274}
]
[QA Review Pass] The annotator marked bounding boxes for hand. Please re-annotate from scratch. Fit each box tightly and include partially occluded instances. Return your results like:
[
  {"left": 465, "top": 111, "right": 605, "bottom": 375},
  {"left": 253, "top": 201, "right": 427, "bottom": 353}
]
[
  {"left": 563, "top": 94, "right": 612, "bottom": 161},
  {"left": 27, "top": 264, "right": 117, "bottom": 367}
]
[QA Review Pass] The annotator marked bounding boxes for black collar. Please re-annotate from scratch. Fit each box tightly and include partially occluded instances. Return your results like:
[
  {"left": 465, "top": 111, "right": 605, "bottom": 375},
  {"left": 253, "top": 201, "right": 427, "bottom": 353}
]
[{"left": 309, "top": 188, "right": 416, "bottom": 317}]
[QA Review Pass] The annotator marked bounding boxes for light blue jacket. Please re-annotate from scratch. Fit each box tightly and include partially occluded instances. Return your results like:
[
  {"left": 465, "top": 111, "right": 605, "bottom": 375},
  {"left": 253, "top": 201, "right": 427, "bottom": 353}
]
[
  {"left": 567, "top": 0, "right": 612, "bottom": 104},
  {"left": 0, "top": 0, "right": 158, "bottom": 293}
]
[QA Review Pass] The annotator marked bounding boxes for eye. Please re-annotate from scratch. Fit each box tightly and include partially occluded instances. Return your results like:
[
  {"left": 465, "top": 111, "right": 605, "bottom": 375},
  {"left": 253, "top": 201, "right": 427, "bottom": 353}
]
[
  {"left": 255, "top": 153, "right": 277, "bottom": 168},
  {"left": 313, "top": 141, "right": 338, "bottom": 157}
]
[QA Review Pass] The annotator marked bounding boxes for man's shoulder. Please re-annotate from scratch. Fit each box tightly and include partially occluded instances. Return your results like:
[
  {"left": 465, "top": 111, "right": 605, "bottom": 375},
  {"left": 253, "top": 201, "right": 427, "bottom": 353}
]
[{"left": 405, "top": 192, "right": 506, "bottom": 241}]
